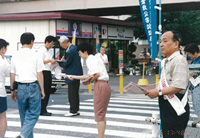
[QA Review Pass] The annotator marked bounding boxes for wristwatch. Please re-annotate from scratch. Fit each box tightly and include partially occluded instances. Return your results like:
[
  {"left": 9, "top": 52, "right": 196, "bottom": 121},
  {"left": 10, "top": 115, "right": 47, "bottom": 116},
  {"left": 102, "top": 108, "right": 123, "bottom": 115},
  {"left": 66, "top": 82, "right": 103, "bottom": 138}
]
[{"left": 158, "top": 89, "right": 162, "bottom": 96}]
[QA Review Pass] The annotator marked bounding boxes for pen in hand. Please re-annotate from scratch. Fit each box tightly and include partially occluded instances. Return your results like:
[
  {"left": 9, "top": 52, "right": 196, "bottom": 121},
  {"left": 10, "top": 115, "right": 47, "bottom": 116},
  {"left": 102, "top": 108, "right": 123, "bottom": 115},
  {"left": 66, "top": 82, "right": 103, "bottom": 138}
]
[
  {"left": 61, "top": 56, "right": 64, "bottom": 60},
  {"left": 60, "top": 56, "right": 66, "bottom": 61}
]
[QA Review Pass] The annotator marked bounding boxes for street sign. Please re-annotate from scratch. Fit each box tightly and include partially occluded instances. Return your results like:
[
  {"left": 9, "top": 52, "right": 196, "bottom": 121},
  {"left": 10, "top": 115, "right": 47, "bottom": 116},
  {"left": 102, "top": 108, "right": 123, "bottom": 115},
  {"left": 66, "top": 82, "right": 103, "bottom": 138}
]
[{"left": 119, "top": 50, "right": 123, "bottom": 68}]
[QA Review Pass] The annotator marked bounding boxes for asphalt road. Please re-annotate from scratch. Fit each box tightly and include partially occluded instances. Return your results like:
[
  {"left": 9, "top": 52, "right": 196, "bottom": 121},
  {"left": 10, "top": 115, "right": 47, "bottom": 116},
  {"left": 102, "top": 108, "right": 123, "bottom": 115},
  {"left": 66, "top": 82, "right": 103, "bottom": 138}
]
[{"left": 5, "top": 75, "right": 200, "bottom": 138}]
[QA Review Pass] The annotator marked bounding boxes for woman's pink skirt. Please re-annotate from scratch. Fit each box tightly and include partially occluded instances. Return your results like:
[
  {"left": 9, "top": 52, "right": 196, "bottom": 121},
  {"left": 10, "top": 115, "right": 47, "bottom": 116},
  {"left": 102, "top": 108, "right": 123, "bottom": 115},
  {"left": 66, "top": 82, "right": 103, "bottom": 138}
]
[{"left": 93, "top": 80, "right": 111, "bottom": 122}]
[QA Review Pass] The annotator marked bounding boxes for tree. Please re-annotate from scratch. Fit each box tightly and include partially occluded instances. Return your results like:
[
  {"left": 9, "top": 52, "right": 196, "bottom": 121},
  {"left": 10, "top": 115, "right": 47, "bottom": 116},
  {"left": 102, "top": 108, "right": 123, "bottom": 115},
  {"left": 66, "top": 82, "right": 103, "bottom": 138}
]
[
  {"left": 162, "top": 11, "right": 200, "bottom": 45},
  {"left": 128, "top": 42, "right": 138, "bottom": 67},
  {"left": 126, "top": 10, "right": 200, "bottom": 45},
  {"left": 126, "top": 14, "right": 147, "bottom": 39}
]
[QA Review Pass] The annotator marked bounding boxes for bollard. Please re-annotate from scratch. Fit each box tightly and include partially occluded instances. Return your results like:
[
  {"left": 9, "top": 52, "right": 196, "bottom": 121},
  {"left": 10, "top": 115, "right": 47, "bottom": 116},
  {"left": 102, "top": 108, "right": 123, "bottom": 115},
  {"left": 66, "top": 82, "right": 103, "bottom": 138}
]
[
  {"left": 88, "top": 83, "right": 92, "bottom": 93},
  {"left": 120, "top": 75, "right": 123, "bottom": 94},
  {"left": 152, "top": 113, "right": 160, "bottom": 138},
  {"left": 145, "top": 113, "right": 160, "bottom": 138},
  {"left": 119, "top": 68, "right": 123, "bottom": 94}
]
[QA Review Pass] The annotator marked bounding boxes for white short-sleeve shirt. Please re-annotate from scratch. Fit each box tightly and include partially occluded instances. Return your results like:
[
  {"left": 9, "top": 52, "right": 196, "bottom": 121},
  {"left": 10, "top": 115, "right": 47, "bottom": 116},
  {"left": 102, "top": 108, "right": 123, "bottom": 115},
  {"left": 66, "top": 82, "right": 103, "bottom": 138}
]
[
  {"left": 95, "top": 53, "right": 108, "bottom": 64},
  {"left": 38, "top": 46, "right": 53, "bottom": 71},
  {"left": 11, "top": 48, "right": 44, "bottom": 83},
  {"left": 0, "top": 55, "right": 10, "bottom": 97},
  {"left": 86, "top": 55, "right": 109, "bottom": 81}
]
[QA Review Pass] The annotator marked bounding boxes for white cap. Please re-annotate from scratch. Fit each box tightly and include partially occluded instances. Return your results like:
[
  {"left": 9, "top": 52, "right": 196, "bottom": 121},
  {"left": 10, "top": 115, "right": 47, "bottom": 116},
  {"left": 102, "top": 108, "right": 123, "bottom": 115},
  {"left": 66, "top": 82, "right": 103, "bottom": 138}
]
[{"left": 59, "top": 36, "right": 69, "bottom": 43}]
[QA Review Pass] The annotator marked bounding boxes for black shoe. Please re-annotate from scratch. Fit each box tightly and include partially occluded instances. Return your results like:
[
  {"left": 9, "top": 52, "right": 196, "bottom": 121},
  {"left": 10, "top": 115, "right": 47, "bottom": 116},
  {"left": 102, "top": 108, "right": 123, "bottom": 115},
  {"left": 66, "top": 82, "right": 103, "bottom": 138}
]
[
  {"left": 40, "top": 112, "right": 52, "bottom": 116},
  {"left": 16, "top": 136, "right": 21, "bottom": 138}
]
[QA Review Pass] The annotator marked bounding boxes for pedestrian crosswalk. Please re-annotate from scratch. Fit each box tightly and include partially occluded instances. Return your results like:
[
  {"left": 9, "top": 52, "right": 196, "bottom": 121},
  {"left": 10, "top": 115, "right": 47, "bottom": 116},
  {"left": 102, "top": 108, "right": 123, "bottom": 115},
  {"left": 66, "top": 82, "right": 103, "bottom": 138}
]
[{"left": 5, "top": 94, "right": 196, "bottom": 138}]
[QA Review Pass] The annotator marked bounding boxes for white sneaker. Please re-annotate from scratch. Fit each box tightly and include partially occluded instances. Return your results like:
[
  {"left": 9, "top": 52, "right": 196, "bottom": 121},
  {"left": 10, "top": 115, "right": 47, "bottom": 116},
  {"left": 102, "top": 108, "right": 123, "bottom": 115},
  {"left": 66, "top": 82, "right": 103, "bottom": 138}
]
[{"left": 64, "top": 112, "right": 79, "bottom": 117}]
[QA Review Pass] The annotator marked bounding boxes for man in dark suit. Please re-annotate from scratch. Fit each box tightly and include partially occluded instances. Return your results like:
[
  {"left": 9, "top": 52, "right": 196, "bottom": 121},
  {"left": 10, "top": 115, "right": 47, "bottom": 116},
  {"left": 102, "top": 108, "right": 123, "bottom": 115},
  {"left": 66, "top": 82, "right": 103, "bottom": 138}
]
[{"left": 58, "top": 36, "right": 83, "bottom": 117}]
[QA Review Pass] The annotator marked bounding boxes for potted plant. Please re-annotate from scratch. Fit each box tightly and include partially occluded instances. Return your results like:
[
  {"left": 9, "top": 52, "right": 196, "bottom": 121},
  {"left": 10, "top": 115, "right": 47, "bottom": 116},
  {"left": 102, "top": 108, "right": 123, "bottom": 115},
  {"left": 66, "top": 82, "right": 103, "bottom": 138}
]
[
  {"left": 135, "top": 66, "right": 141, "bottom": 75},
  {"left": 129, "top": 64, "right": 134, "bottom": 75},
  {"left": 153, "top": 66, "right": 159, "bottom": 75},
  {"left": 146, "top": 68, "right": 153, "bottom": 76},
  {"left": 123, "top": 64, "right": 130, "bottom": 75}
]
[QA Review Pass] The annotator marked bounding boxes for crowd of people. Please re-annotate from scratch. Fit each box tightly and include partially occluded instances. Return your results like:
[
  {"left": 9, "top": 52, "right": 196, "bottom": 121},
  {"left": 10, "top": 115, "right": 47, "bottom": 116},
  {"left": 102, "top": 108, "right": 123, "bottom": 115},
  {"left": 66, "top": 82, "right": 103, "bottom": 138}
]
[
  {"left": 0, "top": 30, "right": 200, "bottom": 138},
  {"left": 0, "top": 32, "right": 110, "bottom": 138}
]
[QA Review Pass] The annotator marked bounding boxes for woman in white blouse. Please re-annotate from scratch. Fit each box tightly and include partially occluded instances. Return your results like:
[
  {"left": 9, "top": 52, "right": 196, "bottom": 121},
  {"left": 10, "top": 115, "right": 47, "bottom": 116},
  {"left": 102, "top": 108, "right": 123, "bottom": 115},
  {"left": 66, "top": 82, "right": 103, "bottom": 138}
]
[
  {"left": 0, "top": 39, "right": 10, "bottom": 138},
  {"left": 68, "top": 42, "right": 111, "bottom": 138}
]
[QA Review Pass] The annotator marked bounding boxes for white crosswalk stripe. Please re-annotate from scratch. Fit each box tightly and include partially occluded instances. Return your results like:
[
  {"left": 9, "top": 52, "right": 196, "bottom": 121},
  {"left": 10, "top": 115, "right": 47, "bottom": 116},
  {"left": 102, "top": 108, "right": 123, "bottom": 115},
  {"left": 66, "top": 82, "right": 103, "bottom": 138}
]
[{"left": 5, "top": 95, "right": 195, "bottom": 138}]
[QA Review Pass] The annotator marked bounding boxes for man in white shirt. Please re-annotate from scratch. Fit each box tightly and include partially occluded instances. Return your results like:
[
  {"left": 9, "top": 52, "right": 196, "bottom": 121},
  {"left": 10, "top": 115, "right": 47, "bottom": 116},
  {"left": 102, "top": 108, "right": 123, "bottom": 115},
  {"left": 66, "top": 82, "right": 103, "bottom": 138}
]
[
  {"left": 0, "top": 39, "right": 10, "bottom": 138},
  {"left": 38, "top": 35, "right": 56, "bottom": 116},
  {"left": 95, "top": 46, "right": 108, "bottom": 67},
  {"left": 10, "top": 33, "right": 45, "bottom": 138}
]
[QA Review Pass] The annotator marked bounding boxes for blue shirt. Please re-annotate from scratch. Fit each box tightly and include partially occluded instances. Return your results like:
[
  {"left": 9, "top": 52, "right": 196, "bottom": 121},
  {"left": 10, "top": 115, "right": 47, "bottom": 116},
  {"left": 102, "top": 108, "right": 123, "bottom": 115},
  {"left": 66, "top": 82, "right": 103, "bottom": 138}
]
[{"left": 58, "top": 45, "right": 83, "bottom": 83}]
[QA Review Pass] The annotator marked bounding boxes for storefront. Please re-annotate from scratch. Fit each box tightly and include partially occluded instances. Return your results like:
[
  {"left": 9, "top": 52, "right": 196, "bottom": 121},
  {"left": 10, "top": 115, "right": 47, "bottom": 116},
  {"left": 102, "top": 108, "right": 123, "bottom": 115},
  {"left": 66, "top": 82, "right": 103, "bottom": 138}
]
[
  {"left": 55, "top": 19, "right": 135, "bottom": 71},
  {"left": 0, "top": 12, "right": 140, "bottom": 71}
]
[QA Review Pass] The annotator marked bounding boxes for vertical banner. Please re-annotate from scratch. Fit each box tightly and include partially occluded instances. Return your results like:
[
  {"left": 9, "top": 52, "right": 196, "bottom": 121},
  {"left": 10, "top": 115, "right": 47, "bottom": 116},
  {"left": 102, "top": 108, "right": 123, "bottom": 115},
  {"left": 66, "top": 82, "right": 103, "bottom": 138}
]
[
  {"left": 119, "top": 50, "right": 124, "bottom": 68},
  {"left": 96, "top": 28, "right": 100, "bottom": 53},
  {"left": 139, "top": 0, "right": 157, "bottom": 60},
  {"left": 72, "top": 29, "right": 76, "bottom": 45},
  {"left": 150, "top": 0, "right": 157, "bottom": 60}
]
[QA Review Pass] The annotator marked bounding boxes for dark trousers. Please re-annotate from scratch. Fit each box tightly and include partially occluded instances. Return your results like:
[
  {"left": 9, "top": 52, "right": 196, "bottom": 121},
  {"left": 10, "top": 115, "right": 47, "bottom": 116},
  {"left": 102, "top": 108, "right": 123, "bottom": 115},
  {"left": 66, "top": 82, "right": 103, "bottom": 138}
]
[
  {"left": 68, "top": 80, "right": 80, "bottom": 113},
  {"left": 159, "top": 94, "right": 190, "bottom": 138},
  {"left": 41, "top": 70, "right": 52, "bottom": 113}
]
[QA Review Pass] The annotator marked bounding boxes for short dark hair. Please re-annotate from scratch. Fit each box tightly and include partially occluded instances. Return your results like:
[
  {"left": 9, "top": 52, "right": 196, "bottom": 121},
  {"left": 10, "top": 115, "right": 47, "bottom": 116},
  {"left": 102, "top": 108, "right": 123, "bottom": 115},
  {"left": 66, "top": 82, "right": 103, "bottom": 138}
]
[
  {"left": 20, "top": 32, "right": 35, "bottom": 45},
  {"left": 0, "top": 39, "right": 9, "bottom": 50},
  {"left": 77, "top": 41, "right": 93, "bottom": 55},
  {"left": 171, "top": 31, "right": 182, "bottom": 47},
  {"left": 101, "top": 46, "right": 106, "bottom": 49},
  {"left": 45, "top": 35, "right": 57, "bottom": 43},
  {"left": 184, "top": 43, "right": 199, "bottom": 55}
]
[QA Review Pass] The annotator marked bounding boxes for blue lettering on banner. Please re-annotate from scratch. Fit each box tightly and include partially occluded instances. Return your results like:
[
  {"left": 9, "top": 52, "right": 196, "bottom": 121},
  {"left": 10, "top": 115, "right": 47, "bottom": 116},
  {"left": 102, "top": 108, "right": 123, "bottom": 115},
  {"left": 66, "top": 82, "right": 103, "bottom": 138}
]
[{"left": 139, "top": 0, "right": 157, "bottom": 60}]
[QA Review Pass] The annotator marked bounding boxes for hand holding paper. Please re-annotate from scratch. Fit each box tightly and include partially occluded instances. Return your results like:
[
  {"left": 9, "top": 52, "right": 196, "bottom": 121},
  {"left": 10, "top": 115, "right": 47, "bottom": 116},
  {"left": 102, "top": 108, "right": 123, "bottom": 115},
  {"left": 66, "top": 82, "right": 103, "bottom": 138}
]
[
  {"left": 57, "top": 73, "right": 72, "bottom": 79},
  {"left": 124, "top": 82, "right": 147, "bottom": 94},
  {"left": 143, "top": 89, "right": 159, "bottom": 99}
]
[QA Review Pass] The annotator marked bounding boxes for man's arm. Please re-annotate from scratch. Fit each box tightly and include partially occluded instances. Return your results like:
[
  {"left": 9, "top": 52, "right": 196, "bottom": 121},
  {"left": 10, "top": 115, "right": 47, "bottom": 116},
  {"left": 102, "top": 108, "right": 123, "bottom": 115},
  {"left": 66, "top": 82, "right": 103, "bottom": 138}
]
[
  {"left": 10, "top": 73, "right": 17, "bottom": 102},
  {"left": 58, "top": 52, "right": 73, "bottom": 68},
  {"left": 90, "top": 73, "right": 100, "bottom": 83},
  {"left": 70, "top": 74, "right": 91, "bottom": 80},
  {"left": 37, "top": 72, "right": 45, "bottom": 99},
  {"left": 44, "top": 59, "right": 56, "bottom": 64},
  {"left": 143, "top": 87, "right": 183, "bottom": 99}
]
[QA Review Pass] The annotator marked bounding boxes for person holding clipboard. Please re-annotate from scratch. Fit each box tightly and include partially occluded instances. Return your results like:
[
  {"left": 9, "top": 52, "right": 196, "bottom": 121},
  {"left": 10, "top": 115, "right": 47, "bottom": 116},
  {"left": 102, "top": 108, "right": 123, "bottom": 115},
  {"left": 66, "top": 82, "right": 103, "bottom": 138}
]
[{"left": 58, "top": 36, "right": 83, "bottom": 117}]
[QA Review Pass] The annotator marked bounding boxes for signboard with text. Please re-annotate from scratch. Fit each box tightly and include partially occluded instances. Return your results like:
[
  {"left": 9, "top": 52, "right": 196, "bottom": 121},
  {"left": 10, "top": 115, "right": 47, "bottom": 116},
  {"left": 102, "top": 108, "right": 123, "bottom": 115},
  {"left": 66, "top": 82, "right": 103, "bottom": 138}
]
[
  {"left": 119, "top": 50, "right": 123, "bottom": 68},
  {"left": 108, "top": 25, "right": 133, "bottom": 40},
  {"left": 82, "top": 23, "right": 92, "bottom": 38},
  {"left": 56, "top": 20, "right": 68, "bottom": 36}
]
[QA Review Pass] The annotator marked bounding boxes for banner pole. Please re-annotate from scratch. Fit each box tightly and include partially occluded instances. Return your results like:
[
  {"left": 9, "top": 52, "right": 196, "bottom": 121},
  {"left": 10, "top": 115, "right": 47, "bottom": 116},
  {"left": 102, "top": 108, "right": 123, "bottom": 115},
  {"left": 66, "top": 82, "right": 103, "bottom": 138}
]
[{"left": 158, "top": 0, "right": 162, "bottom": 137}]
